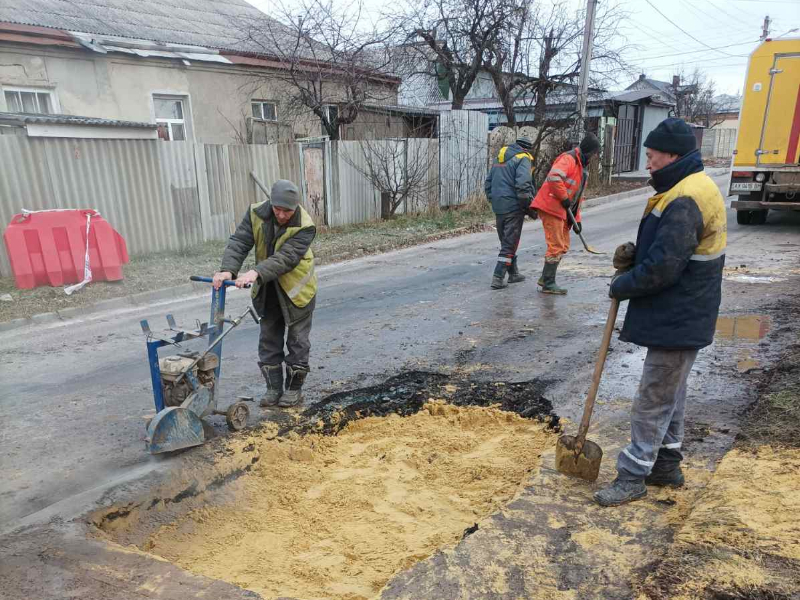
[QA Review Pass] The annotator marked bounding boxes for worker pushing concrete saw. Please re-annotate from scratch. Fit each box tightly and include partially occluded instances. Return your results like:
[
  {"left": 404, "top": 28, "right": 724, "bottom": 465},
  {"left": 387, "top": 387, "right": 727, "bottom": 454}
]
[{"left": 214, "top": 179, "right": 317, "bottom": 410}]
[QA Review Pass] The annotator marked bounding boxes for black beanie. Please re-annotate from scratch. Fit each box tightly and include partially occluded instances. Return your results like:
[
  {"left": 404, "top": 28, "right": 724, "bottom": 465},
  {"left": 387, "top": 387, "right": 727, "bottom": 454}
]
[
  {"left": 644, "top": 118, "right": 696, "bottom": 156},
  {"left": 579, "top": 133, "right": 600, "bottom": 157}
]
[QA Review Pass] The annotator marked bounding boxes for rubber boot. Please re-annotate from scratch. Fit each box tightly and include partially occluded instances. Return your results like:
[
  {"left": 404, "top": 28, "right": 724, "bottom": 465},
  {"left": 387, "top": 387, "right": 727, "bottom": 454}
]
[
  {"left": 278, "top": 365, "right": 308, "bottom": 408},
  {"left": 259, "top": 364, "right": 283, "bottom": 407},
  {"left": 491, "top": 262, "right": 508, "bottom": 290},
  {"left": 507, "top": 256, "right": 526, "bottom": 284},
  {"left": 593, "top": 477, "right": 647, "bottom": 507},
  {"left": 539, "top": 261, "right": 567, "bottom": 295}
]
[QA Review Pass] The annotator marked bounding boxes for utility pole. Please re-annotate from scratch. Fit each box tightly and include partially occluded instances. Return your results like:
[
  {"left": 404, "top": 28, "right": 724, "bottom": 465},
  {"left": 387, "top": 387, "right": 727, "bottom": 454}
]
[
  {"left": 576, "top": 0, "right": 598, "bottom": 139},
  {"left": 761, "top": 15, "right": 771, "bottom": 41}
]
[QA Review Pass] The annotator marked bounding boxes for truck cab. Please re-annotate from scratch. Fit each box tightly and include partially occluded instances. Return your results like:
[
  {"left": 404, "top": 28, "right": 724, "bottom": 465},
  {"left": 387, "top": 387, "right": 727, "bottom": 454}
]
[{"left": 730, "top": 38, "right": 800, "bottom": 225}]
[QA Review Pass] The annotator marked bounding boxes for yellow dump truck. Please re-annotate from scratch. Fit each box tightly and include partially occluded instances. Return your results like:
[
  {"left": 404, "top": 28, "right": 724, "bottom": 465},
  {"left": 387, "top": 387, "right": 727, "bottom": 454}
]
[{"left": 730, "top": 37, "right": 800, "bottom": 225}]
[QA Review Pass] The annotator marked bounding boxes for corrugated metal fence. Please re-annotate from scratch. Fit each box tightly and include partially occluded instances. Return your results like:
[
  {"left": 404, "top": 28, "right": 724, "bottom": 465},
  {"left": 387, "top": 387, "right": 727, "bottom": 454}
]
[{"left": 0, "top": 110, "right": 487, "bottom": 277}]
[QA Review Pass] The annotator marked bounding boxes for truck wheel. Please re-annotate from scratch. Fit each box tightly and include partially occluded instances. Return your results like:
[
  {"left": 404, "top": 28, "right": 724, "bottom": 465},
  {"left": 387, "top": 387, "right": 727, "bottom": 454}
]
[
  {"left": 736, "top": 210, "right": 752, "bottom": 225},
  {"left": 750, "top": 209, "right": 768, "bottom": 225}
]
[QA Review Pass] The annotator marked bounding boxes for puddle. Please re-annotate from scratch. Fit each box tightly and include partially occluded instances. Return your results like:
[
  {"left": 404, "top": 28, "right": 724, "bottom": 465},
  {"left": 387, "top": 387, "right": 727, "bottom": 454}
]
[
  {"left": 724, "top": 274, "right": 786, "bottom": 284},
  {"left": 715, "top": 316, "right": 770, "bottom": 374},
  {"left": 91, "top": 373, "right": 559, "bottom": 600},
  {"left": 715, "top": 315, "right": 770, "bottom": 342}
]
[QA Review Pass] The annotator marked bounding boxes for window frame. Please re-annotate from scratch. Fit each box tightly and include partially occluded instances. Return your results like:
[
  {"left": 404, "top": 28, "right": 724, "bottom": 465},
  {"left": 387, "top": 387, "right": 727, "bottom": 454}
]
[
  {"left": 251, "top": 100, "right": 278, "bottom": 122},
  {"left": 3, "top": 86, "right": 59, "bottom": 114},
  {"left": 152, "top": 94, "right": 191, "bottom": 142}
]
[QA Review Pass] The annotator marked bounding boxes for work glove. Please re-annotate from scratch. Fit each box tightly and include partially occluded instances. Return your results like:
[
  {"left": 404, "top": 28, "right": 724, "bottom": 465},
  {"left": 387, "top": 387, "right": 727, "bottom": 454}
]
[
  {"left": 609, "top": 271, "right": 625, "bottom": 299},
  {"left": 526, "top": 207, "right": 539, "bottom": 220},
  {"left": 613, "top": 242, "right": 636, "bottom": 272},
  {"left": 560, "top": 198, "right": 571, "bottom": 210},
  {"left": 571, "top": 220, "right": 582, "bottom": 235}
]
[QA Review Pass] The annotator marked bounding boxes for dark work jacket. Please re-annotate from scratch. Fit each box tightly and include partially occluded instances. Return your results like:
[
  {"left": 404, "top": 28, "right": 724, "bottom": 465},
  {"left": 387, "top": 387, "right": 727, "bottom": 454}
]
[
  {"left": 610, "top": 150, "right": 727, "bottom": 349},
  {"left": 221, "top": 202, "right": 316, "bottom": 325},
  {"left": 484, "top": 143, "right": 535, "bottom": 215}
]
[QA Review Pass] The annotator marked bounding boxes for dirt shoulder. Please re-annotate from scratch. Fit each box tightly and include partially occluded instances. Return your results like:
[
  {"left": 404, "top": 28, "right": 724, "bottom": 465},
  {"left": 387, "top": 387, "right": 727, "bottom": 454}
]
[{"left": 638, "top": 297, "right": 800, "bottom": 600}]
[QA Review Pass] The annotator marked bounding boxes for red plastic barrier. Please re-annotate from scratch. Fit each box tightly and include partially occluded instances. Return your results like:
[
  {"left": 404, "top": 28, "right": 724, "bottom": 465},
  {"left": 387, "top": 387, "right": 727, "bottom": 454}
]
[{"left": 3, "top": 209, "right": 129, "bottom": 289}]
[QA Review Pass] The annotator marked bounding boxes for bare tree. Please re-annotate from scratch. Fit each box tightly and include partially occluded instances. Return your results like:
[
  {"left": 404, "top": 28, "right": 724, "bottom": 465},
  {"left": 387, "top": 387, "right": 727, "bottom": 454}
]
[
  {"left": 237, "top": 0, "right": 398, "bottom": 140},
  {"left": 483, "top": 1, "right": 631, "bottom": 129},
  {"left": 341, "top": 137, "right": 439, "bottom": 216},
  {"left": 672, "top": 68, "right": 727, "bottom": 128},
  {"left": 391, "top": 0, "right": 511, "bottom": 110}
]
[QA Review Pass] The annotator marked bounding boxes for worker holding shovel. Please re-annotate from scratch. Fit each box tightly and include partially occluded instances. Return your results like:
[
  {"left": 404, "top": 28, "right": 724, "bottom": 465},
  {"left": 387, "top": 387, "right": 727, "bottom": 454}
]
[
  {"left": 531, "top": 133, "right": 601, "bottom": 294},
  {"left": 213, "top": 180, "right": 317, "bottom": 410},
  {"left": 594, "top": 118, "right": 726, "bottom": 507}
]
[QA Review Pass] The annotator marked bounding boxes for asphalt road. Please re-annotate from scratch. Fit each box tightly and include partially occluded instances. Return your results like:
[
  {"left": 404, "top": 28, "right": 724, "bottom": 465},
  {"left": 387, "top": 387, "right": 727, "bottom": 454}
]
[{"left": 2, "top": 175, "right": 799, "bottom": 535}]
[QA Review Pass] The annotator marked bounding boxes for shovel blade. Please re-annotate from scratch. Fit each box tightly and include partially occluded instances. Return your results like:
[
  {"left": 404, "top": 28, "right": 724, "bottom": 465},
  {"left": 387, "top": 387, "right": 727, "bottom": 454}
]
[
  {"left": 584, "top": 246, "right": 605, "bottom": 255},
  {"left": 555, "top": 434, "right": 603, "bottom": 482}
]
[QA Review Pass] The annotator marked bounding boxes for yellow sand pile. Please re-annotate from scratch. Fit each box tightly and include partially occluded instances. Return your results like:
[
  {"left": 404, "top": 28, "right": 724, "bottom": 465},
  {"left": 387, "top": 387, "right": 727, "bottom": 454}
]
[
  {"left": 143, "top": 401, "right": 554, "bottom": 600},
  {"left": 638, "top": 445, "right": 800, "bottom": 599}
]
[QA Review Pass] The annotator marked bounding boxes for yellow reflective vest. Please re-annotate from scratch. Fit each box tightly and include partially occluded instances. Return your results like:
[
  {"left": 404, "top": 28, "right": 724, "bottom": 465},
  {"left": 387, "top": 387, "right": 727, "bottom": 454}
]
[{"left": 250, "top": 203, "right": 317, "bottom": 308}]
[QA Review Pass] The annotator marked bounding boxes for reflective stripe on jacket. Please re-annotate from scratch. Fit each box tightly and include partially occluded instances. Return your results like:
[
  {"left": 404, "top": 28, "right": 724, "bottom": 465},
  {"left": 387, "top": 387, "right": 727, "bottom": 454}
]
[
  {"left": 531, "top": 148, "right": 586, "bottom": 222},
  {"left": 484, "top": 142, "right": 535, "bottom": 215},
  {"left": 611, "top": 151, "right": 726, "bottom": 349},
  {"left": 251, "top": 203, "right": 317, "bottom": 308}
]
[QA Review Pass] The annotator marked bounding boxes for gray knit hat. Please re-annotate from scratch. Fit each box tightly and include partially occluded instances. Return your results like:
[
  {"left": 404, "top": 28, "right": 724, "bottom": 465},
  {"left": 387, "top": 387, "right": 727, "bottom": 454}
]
[
  {"left": 271, "top": 180, "right": 301, "bottom": 210},
  {"left": 517, "top": 136, "right": 534, "bottom": 150}
]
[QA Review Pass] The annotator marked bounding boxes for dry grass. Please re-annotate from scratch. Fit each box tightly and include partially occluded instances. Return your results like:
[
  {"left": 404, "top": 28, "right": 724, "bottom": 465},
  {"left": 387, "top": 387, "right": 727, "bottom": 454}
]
[{"left": 0, "top": 204, "right": 494, "bottom": 323}]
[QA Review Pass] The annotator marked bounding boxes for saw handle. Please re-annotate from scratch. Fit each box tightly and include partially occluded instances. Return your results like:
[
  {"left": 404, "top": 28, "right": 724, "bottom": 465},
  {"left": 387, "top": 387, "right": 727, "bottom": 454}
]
[
  {"left": 574, "top": 298, "right": 620, "bottom": 456},
  {"left": 191, "top": 275, "right": 237, "bottom": 287}
]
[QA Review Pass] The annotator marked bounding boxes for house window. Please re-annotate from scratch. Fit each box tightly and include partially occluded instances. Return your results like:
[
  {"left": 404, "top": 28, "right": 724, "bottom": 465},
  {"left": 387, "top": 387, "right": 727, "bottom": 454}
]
[
  {"left": 154, "top": 96, "right": 188, "bottom": 141},
  {"left": 251, "top": 100, "right": 277, "bottom": 121},
  {"left": 4, "top": 87, "right": 56, "bottom": 114}
]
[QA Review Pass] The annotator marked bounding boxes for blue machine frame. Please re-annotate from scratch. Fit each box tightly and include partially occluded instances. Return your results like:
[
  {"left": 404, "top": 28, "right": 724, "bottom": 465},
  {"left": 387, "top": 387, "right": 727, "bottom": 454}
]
[{"left": 141, "top": 276, "right": 234, "bottom": 412}]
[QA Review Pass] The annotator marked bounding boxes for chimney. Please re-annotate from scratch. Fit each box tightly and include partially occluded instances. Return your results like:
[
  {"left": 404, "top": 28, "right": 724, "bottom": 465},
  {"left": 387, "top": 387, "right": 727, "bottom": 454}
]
[
  {"left": 672, "top": 75, "right": 680, "bottom": 87},
  {"left": 639, "top": 73, "right": 646, "bottom": 81}
]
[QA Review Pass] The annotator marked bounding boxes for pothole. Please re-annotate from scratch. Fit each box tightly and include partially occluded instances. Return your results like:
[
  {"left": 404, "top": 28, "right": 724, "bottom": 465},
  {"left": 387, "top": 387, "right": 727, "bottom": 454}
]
[{"left": 91, "top": 372, "right": 559, "bottom": 600}]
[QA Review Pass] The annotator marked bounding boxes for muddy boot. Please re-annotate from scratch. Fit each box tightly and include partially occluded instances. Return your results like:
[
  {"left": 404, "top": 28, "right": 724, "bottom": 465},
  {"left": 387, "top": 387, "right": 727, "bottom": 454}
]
[
  {"left": 507, "top": 256, "right": 526, "bottom": 284},
  {"left": 645, "top": 466, "right": 685, "bottom": 487},
  {"left": 278, "top": 365, "right": 308, "bottom": 408},
  {"left": 491, "top": 262, "right": 508, "bottom": 290},
  {"left": 593, "top": 477, "right": 647, "bottom": 507},
  {"left": 646, "top": 450, "right": 685, "bottom": 487},
  {"left": 539, "top": 261, "right": 567, "bottom": 295},
  {"left": 259, "top": 364, "right": 283, "bottom": 407}
]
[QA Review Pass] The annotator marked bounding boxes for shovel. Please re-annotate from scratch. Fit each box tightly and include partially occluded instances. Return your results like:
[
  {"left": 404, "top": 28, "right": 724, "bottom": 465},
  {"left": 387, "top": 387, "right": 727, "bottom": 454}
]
[
  {"left": 565, "top": 206, "right": 604, "bottom": 255},
  {"left": 555, "top": 298, "right": 620, "bottom": 481}
]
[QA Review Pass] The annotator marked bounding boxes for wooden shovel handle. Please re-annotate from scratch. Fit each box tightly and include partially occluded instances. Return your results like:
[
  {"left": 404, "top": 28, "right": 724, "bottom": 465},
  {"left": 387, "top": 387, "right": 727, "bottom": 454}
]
[{"left": 575, "top": 298, "right": 620, "bottom": 454}]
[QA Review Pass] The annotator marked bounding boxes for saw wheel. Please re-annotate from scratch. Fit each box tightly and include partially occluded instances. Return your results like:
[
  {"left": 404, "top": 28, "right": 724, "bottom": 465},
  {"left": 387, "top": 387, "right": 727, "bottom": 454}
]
[{"left": 225, "top": 401, "right": 250, "bottom": 431}]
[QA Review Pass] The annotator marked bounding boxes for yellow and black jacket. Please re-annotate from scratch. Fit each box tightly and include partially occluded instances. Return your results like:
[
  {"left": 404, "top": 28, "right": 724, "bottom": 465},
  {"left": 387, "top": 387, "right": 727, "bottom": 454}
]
[
  {"left": 221, "top": 201, "right": 317, "bottom": 324},
  {"left": 610, "top": 150, "right": 726, "bottom": 349},
  {"left": 484, "top": 142, "right": 535, "bottom": 215}
]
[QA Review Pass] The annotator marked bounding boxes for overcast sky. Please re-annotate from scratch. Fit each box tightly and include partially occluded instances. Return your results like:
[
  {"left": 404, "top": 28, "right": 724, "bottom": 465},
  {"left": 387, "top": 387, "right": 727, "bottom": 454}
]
[{"left": 245, "top": 0, "right": 800, "bottom": 96}]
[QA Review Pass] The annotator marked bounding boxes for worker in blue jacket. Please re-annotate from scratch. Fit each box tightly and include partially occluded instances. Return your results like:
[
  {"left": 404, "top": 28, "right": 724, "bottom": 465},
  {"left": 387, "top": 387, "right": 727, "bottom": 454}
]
[
  {"left": 595, "top": 118, "right": 727, "bottom": 507},
  {"left": 484, "top": 136, "right": 537, "bottom": 289}
]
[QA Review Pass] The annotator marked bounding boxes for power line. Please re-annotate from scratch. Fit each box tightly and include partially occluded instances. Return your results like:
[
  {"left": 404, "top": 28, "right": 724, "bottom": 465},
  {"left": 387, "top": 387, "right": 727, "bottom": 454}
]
[
  {"left": 643, "top": 0, "right": 750, "bottom": 57},
  {"left": 728, "top": 0, "right": 800, "bottom": 4},
  {"left": 634, "top": 39, "right": 759, "bottom": 62}
]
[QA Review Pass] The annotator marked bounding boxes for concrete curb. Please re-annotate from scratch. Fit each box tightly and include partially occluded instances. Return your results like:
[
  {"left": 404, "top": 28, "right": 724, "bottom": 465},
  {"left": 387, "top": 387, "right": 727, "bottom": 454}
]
[{"left": 0, "top": 170, "right": 731, "bottom": 335}]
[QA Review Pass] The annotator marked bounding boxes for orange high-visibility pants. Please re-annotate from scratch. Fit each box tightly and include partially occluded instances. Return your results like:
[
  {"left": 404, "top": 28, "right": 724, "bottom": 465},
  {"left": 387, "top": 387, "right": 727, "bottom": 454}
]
[{"left": 540, "top": 211, "right": 570, "bottom": 262}]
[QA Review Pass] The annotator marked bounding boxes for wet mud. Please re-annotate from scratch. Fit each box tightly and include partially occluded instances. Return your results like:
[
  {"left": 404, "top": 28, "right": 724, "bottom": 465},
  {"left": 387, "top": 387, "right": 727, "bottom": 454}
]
[{"left": 296, "top": 370, "right": 560, "bottom": 435}]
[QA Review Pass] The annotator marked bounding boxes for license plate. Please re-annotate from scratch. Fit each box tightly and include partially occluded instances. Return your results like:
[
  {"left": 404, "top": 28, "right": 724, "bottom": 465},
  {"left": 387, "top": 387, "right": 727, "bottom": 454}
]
[{"left": 731, "top": 182, "right": 762, "bottom": 192}]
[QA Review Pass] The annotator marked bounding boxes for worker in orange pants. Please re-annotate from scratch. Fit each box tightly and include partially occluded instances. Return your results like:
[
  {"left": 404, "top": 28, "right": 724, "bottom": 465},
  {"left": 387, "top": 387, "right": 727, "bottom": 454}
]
[{"left": 531, "top": 133, "right": 600, "bottom": 294}]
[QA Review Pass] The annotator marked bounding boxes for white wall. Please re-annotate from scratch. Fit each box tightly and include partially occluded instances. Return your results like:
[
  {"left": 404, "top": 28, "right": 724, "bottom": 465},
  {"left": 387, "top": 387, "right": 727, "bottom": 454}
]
[{"left": 638, "top": 105, "right": 672, "bottom": 170}]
